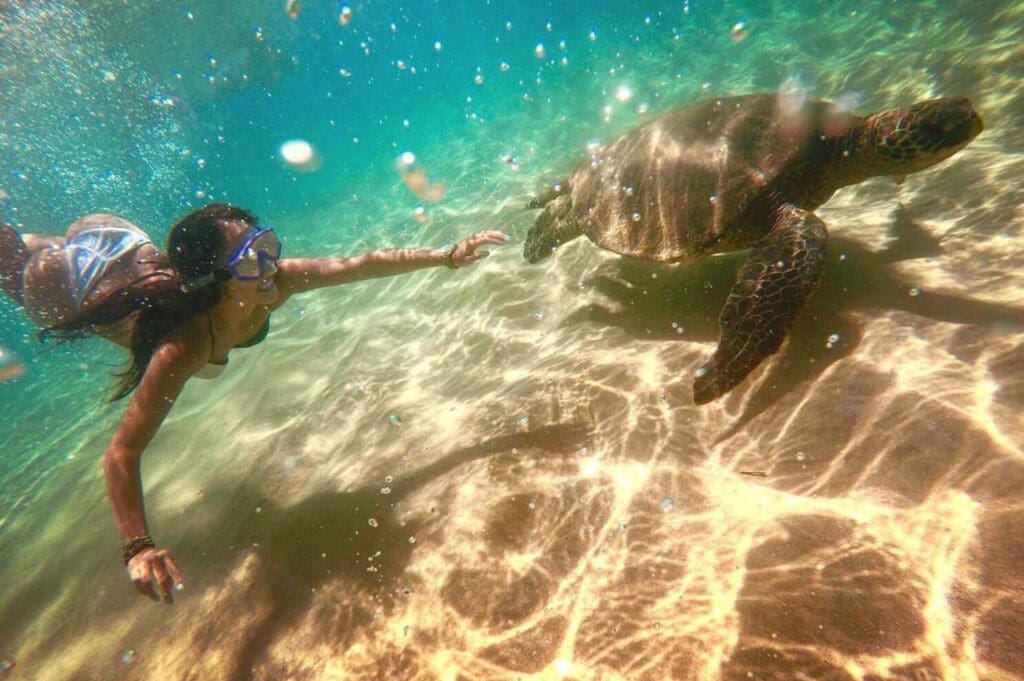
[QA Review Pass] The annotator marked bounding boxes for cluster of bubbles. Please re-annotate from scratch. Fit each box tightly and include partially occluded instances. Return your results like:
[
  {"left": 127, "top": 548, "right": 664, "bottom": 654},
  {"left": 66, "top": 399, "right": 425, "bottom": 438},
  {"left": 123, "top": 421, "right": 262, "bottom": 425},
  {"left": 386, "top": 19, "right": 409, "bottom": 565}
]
[{"left": 0, "top": 4, "right": 189, "bottom": 226}]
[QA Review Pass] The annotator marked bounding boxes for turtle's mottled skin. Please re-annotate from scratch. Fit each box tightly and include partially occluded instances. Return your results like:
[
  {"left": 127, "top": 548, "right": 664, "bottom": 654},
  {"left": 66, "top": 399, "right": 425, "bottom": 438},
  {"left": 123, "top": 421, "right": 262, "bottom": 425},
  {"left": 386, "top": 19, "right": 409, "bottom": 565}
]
[{"left": 525, "top": 94, "right": 983, "bottom": 404}]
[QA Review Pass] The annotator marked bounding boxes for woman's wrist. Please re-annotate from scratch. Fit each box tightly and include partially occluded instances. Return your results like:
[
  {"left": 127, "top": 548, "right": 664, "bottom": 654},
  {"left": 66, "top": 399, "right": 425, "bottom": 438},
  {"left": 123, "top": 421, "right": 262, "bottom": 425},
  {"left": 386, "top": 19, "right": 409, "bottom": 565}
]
[
  {"left": 121, "top": 534, "right": 156, "bottom": 565},
  {"left": 440, "top": 243, "right": 459, "bottom": 269}
]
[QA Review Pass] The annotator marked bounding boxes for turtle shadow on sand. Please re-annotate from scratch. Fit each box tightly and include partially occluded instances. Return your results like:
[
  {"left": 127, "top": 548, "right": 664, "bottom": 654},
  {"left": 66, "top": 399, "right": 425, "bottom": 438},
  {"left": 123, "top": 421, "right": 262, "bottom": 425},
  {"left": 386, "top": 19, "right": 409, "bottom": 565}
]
[
  {"left": 566, "top": 204, "right": 1024, "bottom": 437},
  {"left": 167, "top": 422, "right": 590, "bottom": 681}
]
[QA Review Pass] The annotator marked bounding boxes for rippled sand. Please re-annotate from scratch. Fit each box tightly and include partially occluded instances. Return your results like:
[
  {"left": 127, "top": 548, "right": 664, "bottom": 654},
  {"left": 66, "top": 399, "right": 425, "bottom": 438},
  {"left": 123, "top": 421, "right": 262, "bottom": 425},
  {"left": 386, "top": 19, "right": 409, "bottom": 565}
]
[
  {"left": 6, "top": 139, "right": 1022, "bottom": 681},
  {"left": 2, "top": 4, "right": 1024, "bottom": 681}
]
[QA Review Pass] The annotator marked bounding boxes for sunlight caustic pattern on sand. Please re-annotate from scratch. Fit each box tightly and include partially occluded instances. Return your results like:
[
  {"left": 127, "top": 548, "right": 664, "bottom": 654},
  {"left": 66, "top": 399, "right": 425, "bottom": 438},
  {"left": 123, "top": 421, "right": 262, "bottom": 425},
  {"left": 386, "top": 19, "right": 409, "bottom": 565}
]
[{"left": 1, "top": 1, "right": 1023, "bottom": 679}]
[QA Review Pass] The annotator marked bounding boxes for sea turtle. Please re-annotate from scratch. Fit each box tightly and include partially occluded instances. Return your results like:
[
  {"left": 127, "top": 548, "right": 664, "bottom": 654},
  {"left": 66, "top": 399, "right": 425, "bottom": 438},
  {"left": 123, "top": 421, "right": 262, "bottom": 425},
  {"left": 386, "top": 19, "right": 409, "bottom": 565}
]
[{"left": 524, "top": 93, "right": 983, "bottom": 404}]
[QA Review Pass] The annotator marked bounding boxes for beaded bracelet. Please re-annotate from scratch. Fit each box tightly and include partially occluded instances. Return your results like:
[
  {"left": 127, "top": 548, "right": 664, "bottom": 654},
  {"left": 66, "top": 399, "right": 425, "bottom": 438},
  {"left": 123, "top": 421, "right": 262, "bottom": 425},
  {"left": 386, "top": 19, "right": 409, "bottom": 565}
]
[{"left": 121, "top": 535, "right": 156, "bottom": 565}]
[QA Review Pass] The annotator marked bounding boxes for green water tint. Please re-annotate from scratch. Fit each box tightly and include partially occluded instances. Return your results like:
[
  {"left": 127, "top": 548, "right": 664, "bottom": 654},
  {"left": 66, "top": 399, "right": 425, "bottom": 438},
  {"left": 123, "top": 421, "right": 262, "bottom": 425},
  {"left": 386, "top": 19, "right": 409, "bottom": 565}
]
[{"left": 0, "top": 0, "right": 1022, "bottom": 679}]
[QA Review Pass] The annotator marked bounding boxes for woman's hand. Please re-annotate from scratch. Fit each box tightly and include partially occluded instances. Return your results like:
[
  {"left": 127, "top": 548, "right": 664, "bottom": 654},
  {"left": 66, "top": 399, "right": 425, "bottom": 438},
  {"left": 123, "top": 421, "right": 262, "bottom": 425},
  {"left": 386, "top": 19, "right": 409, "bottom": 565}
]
[
  {"left": 447, "top": 230, "right": 510, "bottom": 268},
  {"left": 127, "top": 546, "right": 184, "bottom": 604}
]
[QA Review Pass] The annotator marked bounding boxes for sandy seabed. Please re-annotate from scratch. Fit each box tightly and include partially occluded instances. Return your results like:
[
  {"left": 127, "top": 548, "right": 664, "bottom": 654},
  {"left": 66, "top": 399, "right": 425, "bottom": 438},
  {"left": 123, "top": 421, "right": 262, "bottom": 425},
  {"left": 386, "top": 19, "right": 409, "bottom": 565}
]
[{"left": 1, "top": 4, "right": 1023, "bottom": 681}]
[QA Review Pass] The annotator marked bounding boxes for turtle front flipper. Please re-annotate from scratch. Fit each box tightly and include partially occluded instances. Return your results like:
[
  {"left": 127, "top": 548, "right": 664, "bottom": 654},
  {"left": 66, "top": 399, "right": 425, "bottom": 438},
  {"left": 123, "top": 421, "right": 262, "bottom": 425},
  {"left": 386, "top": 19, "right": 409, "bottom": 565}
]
[
  {"left": 526, "top": 179, "right": 570, "bottom": 209},
  {"left": 693, "top": 205, "right": 828, "bottom": 404},
  {"left": 524, "top": 194, "right": 583, "bottom": 263}
]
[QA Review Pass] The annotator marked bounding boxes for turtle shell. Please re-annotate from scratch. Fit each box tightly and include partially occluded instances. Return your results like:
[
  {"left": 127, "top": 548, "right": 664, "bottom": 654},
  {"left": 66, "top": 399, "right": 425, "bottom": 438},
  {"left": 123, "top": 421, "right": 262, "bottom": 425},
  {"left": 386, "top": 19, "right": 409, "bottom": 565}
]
[{"left": 568, "top": 94, "right": 837, "bottom": 261}]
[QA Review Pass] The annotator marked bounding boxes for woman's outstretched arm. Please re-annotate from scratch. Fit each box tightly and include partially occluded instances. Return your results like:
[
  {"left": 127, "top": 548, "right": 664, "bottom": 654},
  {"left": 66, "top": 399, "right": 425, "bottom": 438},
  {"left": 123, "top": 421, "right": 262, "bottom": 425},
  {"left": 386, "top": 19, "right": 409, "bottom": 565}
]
[
  {"left": 103, "top": 334, "right": 207, "bottom": 604},
  {"left": 274, "top": 230, "right": 508, "bottom": 298}
]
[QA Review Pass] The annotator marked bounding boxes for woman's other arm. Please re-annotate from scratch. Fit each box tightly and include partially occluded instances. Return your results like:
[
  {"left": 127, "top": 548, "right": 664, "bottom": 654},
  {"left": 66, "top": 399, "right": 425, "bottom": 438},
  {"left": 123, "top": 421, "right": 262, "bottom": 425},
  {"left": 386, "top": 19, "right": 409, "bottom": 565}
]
[{"left": 104, "top": 336, "right": 206, "bottom": 604}]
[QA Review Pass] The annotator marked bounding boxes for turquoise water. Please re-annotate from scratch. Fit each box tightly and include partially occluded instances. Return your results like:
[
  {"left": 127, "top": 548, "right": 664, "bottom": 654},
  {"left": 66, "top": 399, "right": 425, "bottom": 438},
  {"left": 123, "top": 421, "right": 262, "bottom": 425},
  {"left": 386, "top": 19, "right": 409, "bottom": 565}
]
[{"left": 1, "top": 1, "right": 1023, "bottom": 679}]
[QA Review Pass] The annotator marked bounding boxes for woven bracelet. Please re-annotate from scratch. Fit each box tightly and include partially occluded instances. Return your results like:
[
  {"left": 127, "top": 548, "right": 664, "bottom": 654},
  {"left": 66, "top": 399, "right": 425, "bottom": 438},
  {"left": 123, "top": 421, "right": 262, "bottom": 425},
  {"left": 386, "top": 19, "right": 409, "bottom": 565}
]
[{"left": 121, "top": 535, "right": 156, "bottom": 565}]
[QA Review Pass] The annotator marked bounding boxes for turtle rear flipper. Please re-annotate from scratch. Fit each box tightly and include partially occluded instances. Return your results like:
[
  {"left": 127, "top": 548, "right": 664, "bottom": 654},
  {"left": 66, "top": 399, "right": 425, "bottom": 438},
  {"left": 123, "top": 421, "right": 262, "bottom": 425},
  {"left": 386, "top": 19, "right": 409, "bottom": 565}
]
[
  {"left": 524, "top": 194, "right": 583, "bottom": 263},
  {"left": 693, "top": 205, "right": 828, "bottom": 404}
]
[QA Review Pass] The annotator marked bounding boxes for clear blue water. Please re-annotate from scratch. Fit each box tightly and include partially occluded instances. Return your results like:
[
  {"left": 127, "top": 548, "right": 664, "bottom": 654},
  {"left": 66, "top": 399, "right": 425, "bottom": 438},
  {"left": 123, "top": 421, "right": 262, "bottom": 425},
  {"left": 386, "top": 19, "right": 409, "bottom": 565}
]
[{"left": 1, "top": 1, "right": 1022, "bottom": 679}]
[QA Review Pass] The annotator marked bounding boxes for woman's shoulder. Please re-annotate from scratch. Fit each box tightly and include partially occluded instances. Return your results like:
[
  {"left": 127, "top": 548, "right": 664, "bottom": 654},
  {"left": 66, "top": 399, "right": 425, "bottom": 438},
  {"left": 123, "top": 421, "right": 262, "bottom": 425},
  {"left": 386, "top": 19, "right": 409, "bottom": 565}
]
[{"left": 149, "top": 315, "right": 214, "bottom": 375}]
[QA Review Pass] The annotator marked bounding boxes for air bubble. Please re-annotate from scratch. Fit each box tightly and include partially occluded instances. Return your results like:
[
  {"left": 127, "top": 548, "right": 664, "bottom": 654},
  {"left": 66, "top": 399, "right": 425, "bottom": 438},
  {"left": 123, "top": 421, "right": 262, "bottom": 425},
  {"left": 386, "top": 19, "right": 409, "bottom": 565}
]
[
  {"left": 0, "top": 347, "right": 26, "bottom": 383},
  {"left": 730, "top": 20, "right": 749, "bottom": 43}
]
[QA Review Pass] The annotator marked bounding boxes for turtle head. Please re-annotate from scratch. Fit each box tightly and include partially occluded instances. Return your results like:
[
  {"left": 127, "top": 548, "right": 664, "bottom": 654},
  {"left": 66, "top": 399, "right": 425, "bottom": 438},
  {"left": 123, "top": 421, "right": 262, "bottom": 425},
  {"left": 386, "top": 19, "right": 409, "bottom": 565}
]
[
  {"left": 524, "top": 194, "right": 578, "bottom": 263},
  {"left": 866, "top": 96, "right": 983, "bottom": 175}
]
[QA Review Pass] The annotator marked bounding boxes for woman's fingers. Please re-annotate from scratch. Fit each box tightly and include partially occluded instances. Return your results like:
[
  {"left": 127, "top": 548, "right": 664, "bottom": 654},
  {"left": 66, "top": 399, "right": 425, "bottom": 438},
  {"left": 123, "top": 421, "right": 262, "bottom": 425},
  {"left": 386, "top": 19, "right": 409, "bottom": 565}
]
[
  {"left": 467, "top": 231, "right": 510, "bottom": 247},
  {"left": 459, "top": 231, "right": 509, "bottom": 256},
  {"left": 152, "top": 559, "right": 174, "bottom": 604},
  {"left": 128, "top": 548, "right": 183, "bottom": 604},
  {"left": 165, "top": 552, "right": 185, "bottom": 591},
  {"left": 132, "top": 567, "right": 159, "bottom": 601},
  {"left": 131, "top": 572, "right": 150, "bottom": 598},
  {"left": 448, "top": 230, "right": 509, "bottom": 267}
]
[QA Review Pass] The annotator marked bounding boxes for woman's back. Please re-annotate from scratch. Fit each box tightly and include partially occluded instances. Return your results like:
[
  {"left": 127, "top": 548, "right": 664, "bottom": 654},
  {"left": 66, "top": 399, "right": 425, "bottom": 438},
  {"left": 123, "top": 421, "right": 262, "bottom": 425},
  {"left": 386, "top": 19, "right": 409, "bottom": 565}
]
[{"left": 21, "top": 214, "right": 166, "bottom": 346}]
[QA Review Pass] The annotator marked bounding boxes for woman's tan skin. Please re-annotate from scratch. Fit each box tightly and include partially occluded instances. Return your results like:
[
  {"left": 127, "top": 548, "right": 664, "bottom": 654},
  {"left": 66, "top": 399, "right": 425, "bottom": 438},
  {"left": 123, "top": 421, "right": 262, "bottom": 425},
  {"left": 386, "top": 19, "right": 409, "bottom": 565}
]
[{"left": 21, "top": 219, "right": 507, "bottom": 604}]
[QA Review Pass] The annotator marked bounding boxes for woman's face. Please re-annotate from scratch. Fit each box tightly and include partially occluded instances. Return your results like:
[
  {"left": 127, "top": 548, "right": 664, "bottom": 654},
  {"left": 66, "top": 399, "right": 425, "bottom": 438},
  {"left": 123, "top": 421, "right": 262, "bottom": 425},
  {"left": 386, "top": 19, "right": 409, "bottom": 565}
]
[{"left": 218, "top": 220, "right": 280, "bottom": 308}]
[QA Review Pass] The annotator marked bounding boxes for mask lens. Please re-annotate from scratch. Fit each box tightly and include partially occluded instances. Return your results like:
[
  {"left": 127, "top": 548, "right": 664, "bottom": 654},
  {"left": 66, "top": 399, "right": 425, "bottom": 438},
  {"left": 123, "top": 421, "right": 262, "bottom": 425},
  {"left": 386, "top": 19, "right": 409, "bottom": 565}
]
[
  {"left": 232, "top": 247, "right": 262, "bottom": 279},
  {"left": 227, "top": 228, "right": 281, "bottom": 280},
  {"left": 251, "top": 231, "right": 282, "bottom": 261}
]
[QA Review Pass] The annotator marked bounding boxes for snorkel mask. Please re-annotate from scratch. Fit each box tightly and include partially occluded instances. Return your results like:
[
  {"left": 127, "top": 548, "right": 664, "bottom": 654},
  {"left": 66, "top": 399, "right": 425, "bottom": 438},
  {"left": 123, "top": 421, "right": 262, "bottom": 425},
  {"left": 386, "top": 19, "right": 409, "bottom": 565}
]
[
  {"left": 187, "top": 227, "right": 282, "bottom": 289},
  {"left": 224, "top": 228, "right": 281, "bottom": 280}
]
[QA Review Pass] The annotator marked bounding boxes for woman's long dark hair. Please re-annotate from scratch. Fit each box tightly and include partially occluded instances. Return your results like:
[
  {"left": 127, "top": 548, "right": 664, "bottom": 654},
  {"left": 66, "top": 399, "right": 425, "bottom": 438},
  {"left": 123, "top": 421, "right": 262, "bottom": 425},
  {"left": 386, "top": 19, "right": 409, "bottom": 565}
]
[{"left": 42, "top": 203, "right": 258, "bottom": 400}]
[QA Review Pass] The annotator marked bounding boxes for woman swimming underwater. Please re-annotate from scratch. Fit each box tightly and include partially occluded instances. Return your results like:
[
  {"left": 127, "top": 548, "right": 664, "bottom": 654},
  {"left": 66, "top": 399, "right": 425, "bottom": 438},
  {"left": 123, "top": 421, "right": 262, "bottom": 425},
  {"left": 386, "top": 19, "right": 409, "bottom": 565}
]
[{"left": 0, "top": 203, "right": 508, "bottom": 604}]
